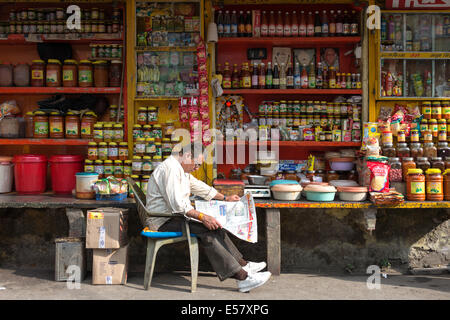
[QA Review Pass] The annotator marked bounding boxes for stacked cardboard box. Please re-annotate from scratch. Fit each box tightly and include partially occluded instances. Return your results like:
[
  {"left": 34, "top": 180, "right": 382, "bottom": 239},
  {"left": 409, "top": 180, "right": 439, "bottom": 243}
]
[{"left": 86, "top": 207, "right": 129, "bottom": 285}]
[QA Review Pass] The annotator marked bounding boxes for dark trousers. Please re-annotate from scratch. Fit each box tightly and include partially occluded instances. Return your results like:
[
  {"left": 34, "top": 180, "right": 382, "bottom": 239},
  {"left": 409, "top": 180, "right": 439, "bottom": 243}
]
[{"left": 159, "top": 218, "right": 244, "bottom": 281}]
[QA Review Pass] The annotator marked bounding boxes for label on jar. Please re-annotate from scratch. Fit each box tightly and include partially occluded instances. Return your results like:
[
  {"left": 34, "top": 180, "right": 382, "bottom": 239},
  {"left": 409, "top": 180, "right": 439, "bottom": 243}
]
[
  {"left": 142, "top": 162, "right": 152, "bottom": 171},
  {"left": 94, "top": 129, "right": 103, "bottom": 140},
  {"left": 88, "top": 148, "right": 98, "bottom": 157},
  {"left": 32, "top": 70, "right": 43, "bottom": 80},
  {"left": 46, "top": 70, "right": 59, "bottom": 84},
  {"left": 50, "top": 121, "right": 63, "bottom": 133},
  {"left": 63, "top": 70, "right": 74, "bottom": 81},
  {"left": 103, "top": 129, "right": 113, "bottom": 140},
  {"left": 410, "top": 181, "right": 425, "bottom": 194},
  {"left": 124, "top": 166, "right": 132, "bottom": 176},
  {"left": 79, "top": 70, "right": 92, "bottom": 83},
  {"left": 146, "top": 144, "right": 156, "bottom": 153},
  {"left": 108, "top": 148, "right": 118, "bottom": 157},
  {"left": 94, "top": 165, "right": 104, "bottom": 175},
  {"left": 132, "top": 161, "right": 142, "bottom": 171},
  {"left": 135, "top": 143, "right": 146, "bottom": 154},
  {"left": 84, "top": 165, "right": 94, "bottom": 173},
  {"left": 114, "top": 130, "right": 123, "bottom": 141},
  {"left": 104, "top": 165, "right": 113, "bottom": 175},
  {"left": 98, "top": 148, "right": 108, "bottom": 159},
  {"left": 138, "top": 112, "right": 147, "bottom": 122},
  {"left": 34, "top": 121, "right": 48, "bottom": 135},
  {"left": 66, "top": 122, "right": 78, "bottom": 135},
  {"left": 426, "top": 182, "right": 442, "bottom": 194},
  {"left": 81, "top": 123, "right": 91, "bottom": 135},
  {"left": 411, "top": 130, "right": 419, "bottom": 142},
  {"left": 119, "top": 148, "right": 128, "bottom": 158},
  {"left": 422, "top": 106, "right": 431, "bottom": 115},
  {"left": 114, "top": 166, "right": 123, "bottom": 175}
]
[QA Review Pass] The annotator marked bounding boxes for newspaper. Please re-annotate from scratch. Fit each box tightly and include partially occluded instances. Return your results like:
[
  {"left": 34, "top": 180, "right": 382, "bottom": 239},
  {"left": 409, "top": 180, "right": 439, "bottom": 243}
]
[{"left": 194, "top": 192, "right": 257, "bottom": 243}]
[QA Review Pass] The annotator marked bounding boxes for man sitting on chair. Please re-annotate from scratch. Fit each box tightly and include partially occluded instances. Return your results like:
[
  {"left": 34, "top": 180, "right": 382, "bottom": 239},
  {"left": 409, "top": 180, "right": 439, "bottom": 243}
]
[{"left": 145, "top": 142, "right": 271, "bottom": 293}]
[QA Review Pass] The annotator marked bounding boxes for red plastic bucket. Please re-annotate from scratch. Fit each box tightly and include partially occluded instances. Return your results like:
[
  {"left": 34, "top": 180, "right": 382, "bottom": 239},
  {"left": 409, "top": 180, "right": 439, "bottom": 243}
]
[
  {"left": 13, "top": 154, "right": 48, "bottom": 194},
  {"left": 49, "top": 155, "right": 84, "bottom": 195}
]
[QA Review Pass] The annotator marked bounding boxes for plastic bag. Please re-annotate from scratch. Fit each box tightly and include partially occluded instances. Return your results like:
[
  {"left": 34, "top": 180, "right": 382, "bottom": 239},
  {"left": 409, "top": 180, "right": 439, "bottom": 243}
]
[
  {"left": 0, "top": 100, "right": 20, "bottom": 120},
  {"left": 367, "top": 161, "right": 390, "bottom": 193}
]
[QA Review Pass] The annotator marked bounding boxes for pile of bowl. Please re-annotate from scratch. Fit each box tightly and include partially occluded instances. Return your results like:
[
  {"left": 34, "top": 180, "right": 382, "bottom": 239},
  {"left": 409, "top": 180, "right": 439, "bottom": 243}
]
[{"left": 270, "top": 180, "right": 302, "bottom": 200}]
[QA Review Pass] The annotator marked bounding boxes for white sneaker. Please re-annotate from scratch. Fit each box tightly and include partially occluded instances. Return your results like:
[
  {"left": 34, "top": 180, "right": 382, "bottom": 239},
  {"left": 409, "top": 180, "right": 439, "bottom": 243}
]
[
  {"left": 242, "top": 261, "right": 267, "bottom": 274},
  {"left": 237, "top": 271, "right": 271, "bottom": 293}
]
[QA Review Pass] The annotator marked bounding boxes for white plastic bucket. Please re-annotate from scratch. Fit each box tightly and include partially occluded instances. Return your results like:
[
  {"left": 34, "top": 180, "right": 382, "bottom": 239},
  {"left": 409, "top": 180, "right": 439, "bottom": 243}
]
[
  {"left": 0, "top": 156, "right": 14, "bottom": 193},
  {"left": 75, "top": 172, "right": 99, "bottom": 199}
]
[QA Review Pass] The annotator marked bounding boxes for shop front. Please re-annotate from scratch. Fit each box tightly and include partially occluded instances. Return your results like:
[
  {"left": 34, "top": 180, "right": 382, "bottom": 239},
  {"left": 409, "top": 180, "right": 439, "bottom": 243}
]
[{"left": 0, "top": 0, "right": 448, "bottom": 279}]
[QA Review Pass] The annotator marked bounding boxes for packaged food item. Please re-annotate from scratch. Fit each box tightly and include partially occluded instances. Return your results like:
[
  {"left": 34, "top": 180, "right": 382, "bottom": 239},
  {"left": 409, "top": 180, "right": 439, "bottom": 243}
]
[{"left": 367, "top": 160, "right": 390, "bottom": 192}]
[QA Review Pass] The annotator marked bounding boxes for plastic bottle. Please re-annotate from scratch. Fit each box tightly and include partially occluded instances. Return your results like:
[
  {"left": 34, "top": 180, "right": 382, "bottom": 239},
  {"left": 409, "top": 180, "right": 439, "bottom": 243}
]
[
  {"left": 266, "top": 62, "right": 273, "bottom": 89},
  {"left": 238, "top": 10, "right": 245, "bottom": 37},
  {"left": 284, "top": 12, "right": 291, "bottom": 37},
  {"left": 222, "top": 62, "right": 232, "bottom": 89},
  {"left": 307, "top": 11, "right": 314, "bottom": 37},
  {"left": 217, "top": 11, "right": 224, "bottom": 38},
  {"left": 261, "top": 11, "right": 268, "bottom": 37},
  {"left": 279, "top": 63, "right": 287, "bottom": 89},
  {"left": 291, "top": 11, "right": 298, "bottom": 37},
  {"left": 231, "top": 11, "right": 238, "bottom": 37},
  {"left": 276, "top": 11, "right": 284, "bottom": 37},
  {"left": 231, "top": 64, "right": 240, "bottom": 89},
  {"left": 299, "top": 11, "right": 306, "bottom": 37},
  {"left": 269, "top": 11, "right": 276, "bottom": 37},
  {"left": 294, "top": 62, "right": 301, "bottom": 89}
]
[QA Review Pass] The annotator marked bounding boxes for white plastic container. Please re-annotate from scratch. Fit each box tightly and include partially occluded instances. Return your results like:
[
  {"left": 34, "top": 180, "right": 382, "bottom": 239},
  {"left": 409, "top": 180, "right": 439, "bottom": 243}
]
[
  {"left": 271, "top": 184, "right": 302, "bottom": 201},
  {"left": 0, "top": 156, "right": 14, "bottom": 193},
  {"left": 75, "top": 172, "right": 99, "bottom": 199}
]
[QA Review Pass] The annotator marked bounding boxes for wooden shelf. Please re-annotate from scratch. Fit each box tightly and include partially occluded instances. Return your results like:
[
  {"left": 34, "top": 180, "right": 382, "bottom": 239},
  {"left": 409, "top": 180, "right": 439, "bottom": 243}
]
[
  {"left": 216, "top": 141, "right": 361, "bottom": 147},
  {"left": 0, "top": 139, "right": 92, "bottom": 146},
  {"left": 222, "top": 89, "right": 363, "bottom": 95},
  {"left": 218, "top": 36, "right": 361, "bottom": 46},
  {"left": 0, "top": 34, "right": 123, "bottom": 45},
  {"left": 0, "top": 87, "right": 122, "bottom": 94},
  {"left": 135, "top": 46, "right": 197, "bottom": 52}
]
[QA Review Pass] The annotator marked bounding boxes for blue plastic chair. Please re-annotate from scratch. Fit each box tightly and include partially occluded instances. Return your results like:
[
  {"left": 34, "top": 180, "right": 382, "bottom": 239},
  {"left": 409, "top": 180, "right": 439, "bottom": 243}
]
[{"left": 127, "top": 177, "right": 199, "bottom": 292}]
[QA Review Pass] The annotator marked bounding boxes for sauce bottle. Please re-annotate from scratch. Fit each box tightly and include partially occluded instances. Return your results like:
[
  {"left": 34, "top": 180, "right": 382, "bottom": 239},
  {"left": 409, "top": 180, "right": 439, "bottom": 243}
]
[
  {"left": 265, "top": 62, "right": 273, "bottom": 89},
  {"left": 222, "top": 62, "right": 232, "bottom": 89},
  {"left": 231, "top": 64, "right": 240, "bottom": 89},
  {"left": 329, "top": 10, "right": 336, "bottom": 35},
  {"left": 301, "top": 65, "right": 308, "bottom": 89},
  {"left": 279, "top": 63, "right": 286, "bottom": 89},
  {"left": 242, "top": 63, "right": 252, "bottom": 89},
  {"left": 245, "top": 11, "right": 252, "bottom": 37},
  {"left": 231, "top": 10, "right": 238, "bottom": 37},
  {"left": 323, "top": 66, "right": 329, "bottom": 89},
  {"left": 286, "top": 63, "right": 294, "bottom": 89},
  {"left": 251, "top": 62, "right": 259, "bottom": 89},
  {"left": 308, "top": 62, "right": 316, "bottom": 88},
  {"left": 336, "top": 10, "right": 343, "bottom": 36},
  {"left": 268, "top": 11, "right": 276, "bottom": 37},
  {"left": 261, "top": 11, "right": 268, "bottom": 37},
  {"left": 307, "top": 11, "right": 314, "bottom": 37},
  {"left": 238, "top": 10, "right": 245, "bottom": 37},
  {"left": 343, "top": 10, "right": 350, "bottom": 35},
  {"left": 223, "top": 11, "right": 231, "bottom": 37},
  {"left": 284, "top": 12, "right": 291, "bottom": 37},
  {"left": 291, "top": 11, "right": 298, "bottom": 37},
  {"left": 351, "top": 10, "right": 359, "bottom": 35},
  {"left": 294, "top": 62, "right": 301, "bottom": 89},
  {"left": 299, "top": 11, "right": 306, "bottom": 37},
  {"left": 272, "top": 63, "right": 280, "bottom": 89},
  {"left": 259, "top": 63, "right": 266, "bottom": 89},
  {"left": 329, "top": 66, "right": 336, "bottom": 88},
  {"left": 217, "top": 10, "right": 224, "bottom": 38},
  {"left": 321, "top": 10, "right": 329, "bottom": 37},
  {"left": 276, "top": 11, "right": 283, "bottom": 37},
  {"left": 314, "top": 11, "right": 321, "bottom": 36},
  {"left": 316, "top": 62, "right": 323, "bottom": 89}
]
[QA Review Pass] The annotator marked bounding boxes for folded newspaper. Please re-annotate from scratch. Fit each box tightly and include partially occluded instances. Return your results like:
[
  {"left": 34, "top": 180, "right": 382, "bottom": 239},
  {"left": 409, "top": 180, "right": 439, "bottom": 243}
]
[{"left": 194, "top": 192, "right": 257, "bottom": 243}]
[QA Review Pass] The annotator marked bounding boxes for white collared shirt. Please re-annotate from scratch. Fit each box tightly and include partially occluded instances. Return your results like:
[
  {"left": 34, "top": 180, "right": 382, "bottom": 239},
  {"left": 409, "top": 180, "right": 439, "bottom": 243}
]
[{"left": 145, "top": 155, "right": 217, "bottom": 230}]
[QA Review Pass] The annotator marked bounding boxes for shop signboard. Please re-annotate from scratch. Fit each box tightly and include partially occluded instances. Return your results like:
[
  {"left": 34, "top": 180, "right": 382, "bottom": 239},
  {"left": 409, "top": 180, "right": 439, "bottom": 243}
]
[{"left": 386, "top": 0, "right": 450, "bottom": 10}]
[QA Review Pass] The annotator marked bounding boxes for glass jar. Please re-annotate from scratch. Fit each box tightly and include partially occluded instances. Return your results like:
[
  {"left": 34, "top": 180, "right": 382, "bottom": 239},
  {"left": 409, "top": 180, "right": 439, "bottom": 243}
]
[
  {"left": 109, "top": 105, "right": 118, "bottom": 121},
  {"left": 87, "top": 142, "right": 98, "bottom": 161},
  {"left": 389, "top": 157, "right": 402, "bottom": 182},
  {"left": 397, "top": 130, "right": 406, "bottom": 143},
  {"left": 33, "top": 111, "right": 49, "bottom": 138},
  {"left": 402, "top": 157, "right": 416, "bottom": 180},
  {"left": 382, "top": 143, "right": 396, "bottom": 158},
  {"left": 78, "top": 60, "right": 93, "bottom": 87},
  {"left": 80, "top": 112, "right": 96, "bottom": 139},
  {"left": 426, "top": 168, "right": 443, "bottom": 201},
  {"left": 108, "top": 142, "right": 119, "bottom": 160},
  {"left": 133, "top": 124, "right": 143, "bottom": 140},
  {"left": 62, "top": 60, "right": 77, "bottom": 87},
  {"left": 143, "top": 125, "right": 152, "bottom": 139},
  {"left": 152, "top": 124, "right": 162, "bottom": 142},
  {"left": 443, "top": 102, "right": 450, "bottom": 120},
  {"left": 429, "top": 119, "right": 438, "bottom": 139},
  {"left": 145, "top": 138, "right": 156, "bottom": 156},
  {"left": 397, "top": 143, "right": 410, "bottom": 159},
  {"left": 65, "top": 112, "right": 80, "bottom": 138},
  {"left": 162, "top": 138, "right": 172, "bottom": 156},
  {"left": 94, "top": 160, "right": 104, "bottom": 178},
  {"left": 416, "top": 157, "right": 431, "bottom": 173},
  {"left": 49, "top": 112, "right": 64, "bottom": 138},
  {"left": 109, "top": 60, "right": 122, "bottom": 87},
  {"left": 422, "top": 101, "right": 432, "bottom": 120},
  {"left": 93, "top": 60, "right": 108, "bottom": 87},
  {"left": 410, "top": 143, "right": 423, "bottom": 159},
  {"left": 93, "top": 123, "right": 103, "bottom": 142},
  {"left": 410, "top": 129, "right": 420, "bottom": 143},
  {"left": 148, "top": 107, "right": 158, "bottom": 124},
  {"left": 326, "top": 170, "right": 339, "bottom": 182},
  {"left": 124, "top": 160, "right": 132, "bottom": 177},
  {"left": 407, "top": 169, "right": 426, "bottom": 201},
  {"left": 24, "top": 112, "right": 34, "bottom": 138},
  {"left": 431, "top": 157, "right": 445, "bottom": 172},
  {"left": 432, "top": 101, "right": 442, "bottom": 120},
  {"left": 381, "top": 130, "right": 393, "bottom": 145},
  {"left": 103, "top": 123, "right": 113, "bottom": 142},
  {"left": 119, "top": 142, "right": 128, "bottom": 160},
  {"left": 424, "top": 142, "right": 437, "bottom": 158},
  {"left": 103, "top": 160, "right": 114, "bottom": 177},
  {"left": 84, "top": 159, "right": 94, "bottom": 173},
  {"left": 112, "top": 123, "right": 123, "bottom": 142},
  {"left": 46, "top": 59, "right": 61, "bottom": 87},
  {"left": 142, "top": 156, "right": 153, "bottom": 175},
  {"left": 113, "top": 160, "right": 123, "bottom": 179},
  {"left": 98, "top": 142, "right": 108, "bottom": 160},
  {"left": 132, "top": 156, "right": 142, "bottom": 175},
  {"left": 31, "top": 60, "right": 45, "bottom": 87},
  {"left": 152, "top": 155, "right": 162, "bottom": 169},
  {"left": 155, "top": 142, "right": 162, "bottom": 157},
  {"left": 420, "top": 119, "right": 429, "bottom": 133},
  {"left": 438, "top": 130, "right": 447, "bottom": 142},
  {"left": 423, "top": 130, "right": 433, "bottom": 143},
  {"left": 135, "top": 138, "right": 146, "bottom": 156},
  {"left": 446, "top": 157, "right": 450, "bottom": 170},
  {"left": 164, "top": 120, "right": 175, "bottom": 138},
  {"left": 137, "top": 107, "right": 147, "bottom": 125},
  {"left": 444, "top": 169, "right": 450, "bottom": 200},
  {"left": 437, "top": 142, "right": 450, "bottom": 159}
]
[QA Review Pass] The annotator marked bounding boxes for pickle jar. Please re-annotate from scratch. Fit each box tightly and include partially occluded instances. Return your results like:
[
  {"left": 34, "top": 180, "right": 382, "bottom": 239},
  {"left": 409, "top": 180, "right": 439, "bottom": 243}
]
[
  {"left": 103, "top": 160, "right": 114, "bottom": 177},
  {"left": 141, "top": 175, "right": 150, "bottom": 192},
  {"left": 425, "top": 168, "right": 443, "bottom": 201},
  {"left": 114, "top": 160, "right": 124, "bottom": 178},
  {"left": 103, "top": 123, "right": 114, "bottom": 142},
  {"left": 64, "top": 112, "right": 80, "bottom": 138},
  {"left": 152, "top": 155, "right": 162, "bottom": 169},
  {"left": 432, "top": 101, "right": 442, "bottom": 120},
  {"left": 124, "top": 160, "right": 132, "bottom": 177},
  {"left": 94, "top": 160, "right": 104, "bottom": 178},
  {"left": 132, "top": 156, "right": 142, "bottom": 175},
  {"left": 137, "top": 107, "right": 147, "bottom": 125},
  {"left": 84, "top": 159, "right": 94, "bottom": 173},
  {"left": 422, "top": 101, "right": 432, "bottom": 120},
  {"left": 113, "top": 123, "right": 123, "bottom": 142},
  {"left": 431, "top": 157, "right": 445, "bottom": 172},
  {"left": 410, "top": 143, "right": 424, "bottom": 159},
  {"left": 109, "top": 105, "right": 118, "bottom": 121},
  {"left": 443, "top": 102, "right": 450, "bottom": 120},
  {"left": 133, "top": 124, "right": 143, "bottom": 140},
  {"left": 406, "top": 169, "right": 426, "bottom": 201},
  {"left": 145, "top": 138, "right": 156, "bottom": 156},
  {"left": 164, "top": 120, "right": 175, "bottom": 138},
  {"left": 148, "top": 107, "right": 158, "bottom": 124},
  {"left": 119, "top": 142, "right": 128, "bottom": 160},
  {"left": 382, "top": 143, "right": 396, "bottom": 158},
  {"left": 142, "top": 156, "right": 153, "bottom": 175},
  {"left": 402, "top": 157, "right": 416, "bottom": 180},
  {"left": 389, "top": 157, "right": 402, "bottom": 182},
  {"left": 152, "top": 124, "right": 162, "bottom": 142},
  {"left": 416, "top": 157, "right": 431, "bottom": 173},
  {"left": 80, "top": 112, "right": 97, "bottom": 139},
  {"left": 87, "top": 142, "right": 98, "bottom": 161},
  {"left": 134, "top": 138, "right": 146, "bottom": 156},
  {"left": 49, "top": 111, "right": 64, "bottom": 138},
  {"left": 424, "top": 142, "right": 437, "bottom": 158},
  {"left": 143, "top": 125, "right": 152, "bottom": 139},
  {"left": 93, "top": 123, "right": 103, "bottom": 142},
  {"left": 162, "top": 138, "right": 172, "bottom": 156},
  {"left": 98, "top": 142, "right": 108, "bottom": 160},
  {"left": 397, "top": 143, "right": 411, "bottom": 159},
  {"left": 438, "top": 142, "right": 450, "bottom": 159},
  {"left": 108, "top": 142, "right": 119, "bottom": 160},
  {"left": 155, "top": 142, "right": 162, "bottom": 157}
]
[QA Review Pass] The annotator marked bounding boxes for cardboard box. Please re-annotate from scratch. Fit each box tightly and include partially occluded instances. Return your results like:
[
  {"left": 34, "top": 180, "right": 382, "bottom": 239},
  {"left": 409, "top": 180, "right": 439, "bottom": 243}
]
[
  {"left": 86, "top": 207, "right": 128, "bottom": 249},
  {"left": 92, "top": 245, "right": 128, "bottom": 285}
]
